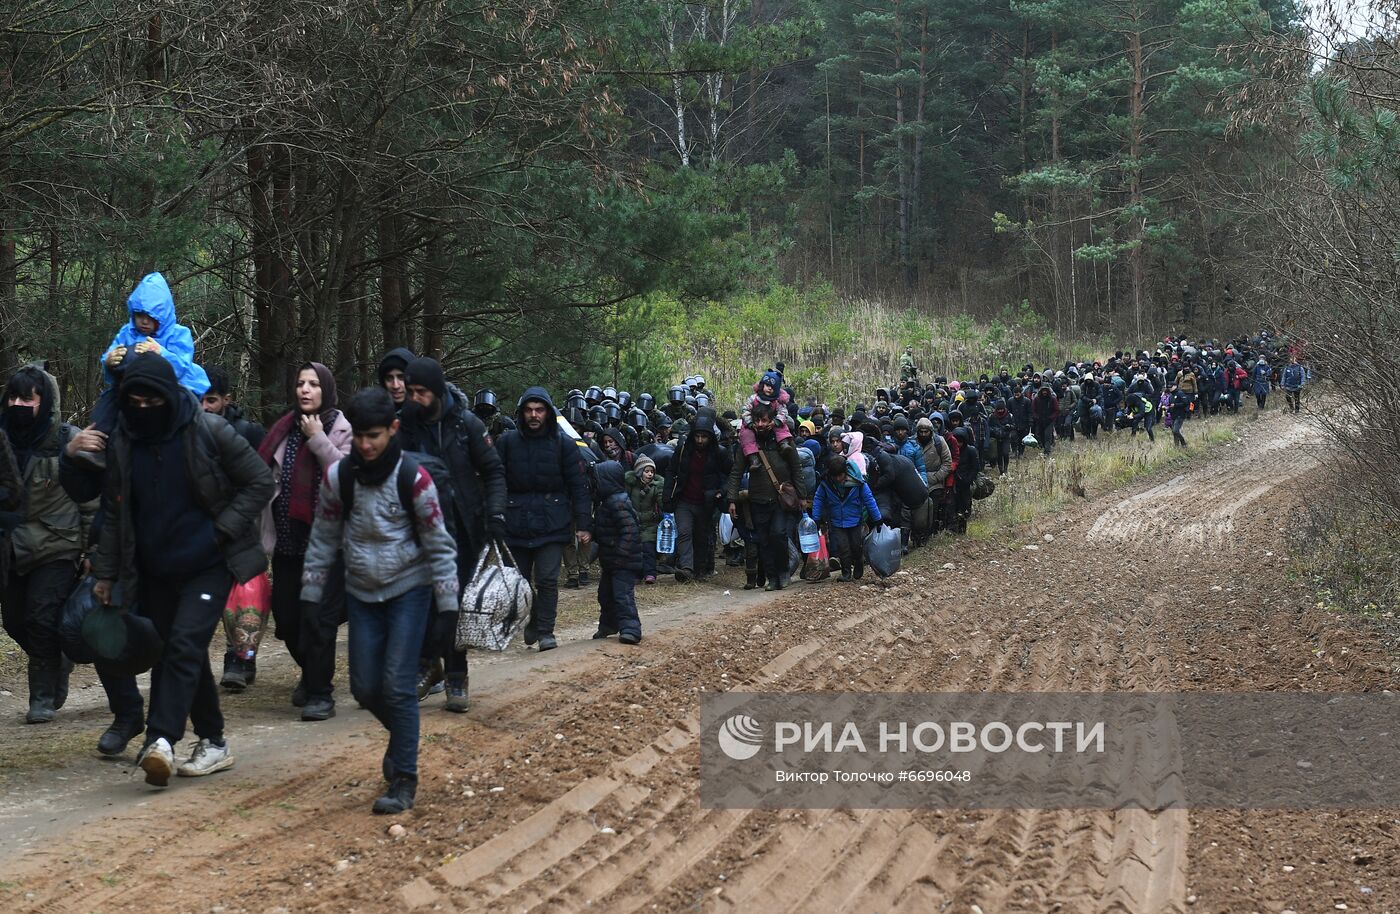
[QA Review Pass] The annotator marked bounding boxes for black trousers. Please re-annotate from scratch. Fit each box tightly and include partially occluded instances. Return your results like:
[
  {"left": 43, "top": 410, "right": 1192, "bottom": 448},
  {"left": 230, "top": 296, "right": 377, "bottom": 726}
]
[
  {"left": 140, "top": 566, "right": 233, "bottom": 747},
  {"left": 827, "top": 525, "right": 865, "bottom": 577},
  {"left": 2, "top": 560, "right": 77, "bottom": 663},
  {"left": 271, "top": 551, "right": 345, "bottom": 702},
  {"left": 748, "top": 501, "right": 797, "bottom": 585}
]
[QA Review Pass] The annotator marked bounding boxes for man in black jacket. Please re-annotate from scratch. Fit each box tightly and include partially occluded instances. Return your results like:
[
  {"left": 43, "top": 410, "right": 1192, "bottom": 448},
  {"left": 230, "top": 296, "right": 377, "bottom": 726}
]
[
  {"left": 93, "top": 354, "right": 274, "bottom": 787},
  {"left": 494, "top": 387, "right": 592, "bottom": 652},
  {"left": 400, "top": 357, "right": 507, "bottom": 710},
  {"left": 661, "top": 412, "right": 732, "bottom": 583},
  {"left": 199, "top": 365, "right": 265, "bottom": 449}
]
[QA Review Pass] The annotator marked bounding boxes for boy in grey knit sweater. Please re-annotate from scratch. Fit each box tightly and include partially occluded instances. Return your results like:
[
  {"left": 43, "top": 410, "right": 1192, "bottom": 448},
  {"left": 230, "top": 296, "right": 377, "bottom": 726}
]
[{"left": 302, "top": 388, "right": 459, "bottom": 814}]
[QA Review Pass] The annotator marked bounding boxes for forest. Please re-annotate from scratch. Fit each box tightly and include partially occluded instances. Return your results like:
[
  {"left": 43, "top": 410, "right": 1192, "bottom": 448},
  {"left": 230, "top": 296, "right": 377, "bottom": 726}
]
[{"left": 0, "top": 0, "right": 1394, "bottom": 415}]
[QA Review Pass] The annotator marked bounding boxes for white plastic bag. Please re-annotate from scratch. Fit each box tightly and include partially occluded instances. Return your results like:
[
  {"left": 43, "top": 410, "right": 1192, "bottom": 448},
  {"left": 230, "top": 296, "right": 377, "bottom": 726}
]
[
  {"left": 719, "top": 511, "right": 741, "bottom": 546},
  {"left": 456, "top": 540, "right": 534, "bottom": 652}
]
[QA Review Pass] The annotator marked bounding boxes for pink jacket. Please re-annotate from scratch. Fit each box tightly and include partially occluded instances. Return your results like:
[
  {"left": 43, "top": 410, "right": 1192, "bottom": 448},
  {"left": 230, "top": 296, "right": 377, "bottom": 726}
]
[{"left": 259, "top": 411, "right": 353, "bottom": 555}]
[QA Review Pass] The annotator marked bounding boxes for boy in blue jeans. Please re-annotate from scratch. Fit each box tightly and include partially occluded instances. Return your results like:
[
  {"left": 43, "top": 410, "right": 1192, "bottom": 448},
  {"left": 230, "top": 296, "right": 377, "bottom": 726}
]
[
  {"left": 591, "top": 461, "right": 642, "bottom": 644},
  {"left": 301, "top": 388, "right": 459, "bottom": 814}
]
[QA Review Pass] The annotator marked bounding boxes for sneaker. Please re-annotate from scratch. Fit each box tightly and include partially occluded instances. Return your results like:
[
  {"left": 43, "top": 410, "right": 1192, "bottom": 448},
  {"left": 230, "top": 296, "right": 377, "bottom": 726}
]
[
  {"left": 301, "top": 698, "right": 336, "bottom": 721},
  {"left": 643, "top": 575, "right": 657, "bottom": 584},
  {"left": 578, "top": 571, "right": 591, "bottom": 585},
  {"left": 537, "top": 635, "right": 558, "bottom": 652},
  {"left": 565, "top": 576, "right": 580, "bottom": 589},
  {"left": 137, "top": 738, "right": 175, "bottom": 787},
  {"left": 619, "top": 632, "right": 641, "bottom": 645},
  {"left": 176, "top": 738, "right": 235, "bottom": 777},
  {"left": 443, "top": 676, "right": 469, "bottom": 714},
  {"left": 674, "top": 569, "right": 692, "bottom": 584},
  {"left": 415, "top": 659, "right": 444, "bottom": 702},
  {"left": 372, "top": 775, "right": 417, "bottom": 815}
]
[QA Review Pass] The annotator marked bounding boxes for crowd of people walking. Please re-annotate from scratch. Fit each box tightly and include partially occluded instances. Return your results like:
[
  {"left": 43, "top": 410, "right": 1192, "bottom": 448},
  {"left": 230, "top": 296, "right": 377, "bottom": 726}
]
[{"left": 0, "top": 272, "right": 1307, "bottom": 814}]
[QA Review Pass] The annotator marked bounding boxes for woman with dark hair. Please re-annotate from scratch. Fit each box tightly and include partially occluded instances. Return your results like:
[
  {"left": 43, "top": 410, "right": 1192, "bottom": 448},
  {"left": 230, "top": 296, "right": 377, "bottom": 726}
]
[{"left": 254, "top": 363, "right": 352, "bottom": 719}]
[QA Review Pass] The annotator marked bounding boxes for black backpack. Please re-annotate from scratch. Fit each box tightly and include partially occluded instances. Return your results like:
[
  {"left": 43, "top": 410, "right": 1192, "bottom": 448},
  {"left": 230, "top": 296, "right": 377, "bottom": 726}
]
[{"left": 336, "top": 450, "right": 458, "bottom": 545}]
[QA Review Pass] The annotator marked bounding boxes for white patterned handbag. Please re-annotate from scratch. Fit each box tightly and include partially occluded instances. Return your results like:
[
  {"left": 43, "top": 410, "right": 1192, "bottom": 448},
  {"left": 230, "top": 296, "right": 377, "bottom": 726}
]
[{"left": 456, "top": 540, "right": 533, "bottom": 652}]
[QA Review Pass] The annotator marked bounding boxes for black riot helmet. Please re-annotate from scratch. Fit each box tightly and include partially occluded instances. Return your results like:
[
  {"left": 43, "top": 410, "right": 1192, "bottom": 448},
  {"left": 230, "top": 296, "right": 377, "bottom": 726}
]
[
  {"left": 566, "top": 403, "right": 587, "bottom": 425},
  {"left": 668, "top": 385, "right": 687, "bottom": 404},
  {"left": 602, "top": 401, "right": 623, "bottom": 424},
  {"left": 695, "top": 392, "right": 712, "bottom": 410},
  {"left": 584, "top": 385, "right": 603, "bottom": 406},
  {"left": 601, "top": 385, "right": 618, "bottom": 403},
  {"left": 628, "top": 408, "right": 649, "bottom": 430},
  {"left": 472, "top": 388, "right": 498, "bottom": 418},
  {"left": 638, "top": 392, "right": 656, "bottom": 413},
  {"left": 588, "top": 404, "right": 607, "bottom": 425},
  {"left": 617, "top": 390, "right": 632, "bottom": 410},
  {"left": 692, "top": 375, "right": 706, "bottom": 392}
]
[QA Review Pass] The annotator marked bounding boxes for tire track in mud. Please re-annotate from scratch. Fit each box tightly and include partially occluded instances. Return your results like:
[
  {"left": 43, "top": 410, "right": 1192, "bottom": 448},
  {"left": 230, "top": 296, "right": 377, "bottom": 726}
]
[{"left": 10, "top": 411, "right": 1396, "bottom": 914}]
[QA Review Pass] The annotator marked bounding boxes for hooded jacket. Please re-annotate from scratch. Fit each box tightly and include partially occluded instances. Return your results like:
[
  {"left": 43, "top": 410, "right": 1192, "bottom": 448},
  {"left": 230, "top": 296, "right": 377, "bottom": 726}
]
[
  {"left": 399, "top": 381, "right": 507, "bottom": 564},
  {"left": 625, "top": 456, "right": 665, "bottom": 543},
  {"left": 598, "top": 427, "right": 634, "bottom": 470},
  {"left": 662, "top": 414, "right": 733, "bottom": 512},
  {"left": 726, "top": 421, "right": 804, "bottom": 506},
  {"left": 101, "top": 273, "right": 210, "bottom": 395},
  {"left": 917, "top": 423, "right": 952, "bottom": 488},
  {"left": 95, "top": 356, "right": 275, "bottom": 600},
  {"left": 494, "top": 387, "right": 592, "bottom": 548},
  {"left": 2, "top": 366, "right": 98, "bottom": 575},
  {"left": 592, "top": 460, "right": 643, "bottom": 572}
]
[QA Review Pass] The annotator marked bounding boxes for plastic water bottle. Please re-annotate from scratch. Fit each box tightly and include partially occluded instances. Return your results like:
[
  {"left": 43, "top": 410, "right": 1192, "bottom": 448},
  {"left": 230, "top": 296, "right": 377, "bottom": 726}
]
[
  {"left": 657, "top": 513, "right": 677, "bottom": 555},
  {"left": 798, "top": 513, "right": 820, "bottom": 555}
]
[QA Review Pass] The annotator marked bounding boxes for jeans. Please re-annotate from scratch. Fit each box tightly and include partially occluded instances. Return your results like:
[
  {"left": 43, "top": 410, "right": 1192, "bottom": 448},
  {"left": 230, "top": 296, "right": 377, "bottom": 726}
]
[
  {"left": 1171, "top": 414, "right": 1188, "bottom": 445},
  {"left": 271, "top": 551, "right": 345, "bottom": 702},
  {"left": 747, "top": 501, "right": 797, "bottom": 585},
  {"left": 139, "top": 566, "right": 233, "bottom": 747},
  {"left": 507, "top": 542, "right": 564, "bottom": 636},
  {"left": 2, "top": 560, "right": 78, "bottom": 663},
  {"left": 597, "top": 568, "right": 640, "bottom": 637},
  {"left": 347, "top": 587, "right": 431, "bottom": 779},
  {"left": 674, "top": 500, "right": 715, "bottom": 575}
]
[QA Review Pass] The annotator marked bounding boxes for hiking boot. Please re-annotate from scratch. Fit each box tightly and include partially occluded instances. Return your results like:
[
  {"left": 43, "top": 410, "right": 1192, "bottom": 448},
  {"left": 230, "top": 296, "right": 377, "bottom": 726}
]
[
  {"left": 537, "top": 635, "right": 558, "bottom": 652},
  {"left": 592, "top": 627, "right": 618, "bottom": 639},
  {"left": 565, "top": 576, "right": 579, "bottom": 589},
  {"left": 619, "top": 632, "right": 641, "bottom": 645},
  {"left": 674, "top": 569, "right": 692, "bottom": 584},
  {"left": 221, "top": 653, "right": 248, "bottom": 692},
  {"left": 373, "top": 774, "right": 417, "bottom": 815},
  {"left": 301, "top": 698, "right": 336, "bottom": 721},
  {"left": 291, "top": 679, "right": 307, "bottom": 708},
  {"left": 523, "top": 625, "right": 539, "bottom": 646},
  {"left": 743, "top": 573, "right": 757, "bottom": 591},
  {"left": 98, "top": 717, "right": 144, "bottom": 757},
  {"left": 176, "top": 738, "right": 235, "bottom": 777},
  {"left": 578, "top": 570, "right": 590, "bottom": 585},
  {"left": 137, "top": 737, "right": 175, "bottom": 787},
  {"left": 443, "top": 674, "right": 469, "bottom": 713},
  {"left": 415, "top": 659, "right": 444, "bottom": 701}
]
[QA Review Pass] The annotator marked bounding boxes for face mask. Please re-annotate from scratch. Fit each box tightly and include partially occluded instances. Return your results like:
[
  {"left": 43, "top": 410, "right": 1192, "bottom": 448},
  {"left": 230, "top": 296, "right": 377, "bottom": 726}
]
[
  {"left": 5, "top": 404, "right": 37, "bottom": 433},
  {"left": 123, "top": 401, "right": 172, "bottom": 439}
]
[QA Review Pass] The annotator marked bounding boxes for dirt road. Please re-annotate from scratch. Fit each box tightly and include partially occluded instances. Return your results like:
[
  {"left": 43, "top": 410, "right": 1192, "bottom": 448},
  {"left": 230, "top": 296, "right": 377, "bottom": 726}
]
[{"left": 2, "top": 409, "right": 1397, "bottom": 914}]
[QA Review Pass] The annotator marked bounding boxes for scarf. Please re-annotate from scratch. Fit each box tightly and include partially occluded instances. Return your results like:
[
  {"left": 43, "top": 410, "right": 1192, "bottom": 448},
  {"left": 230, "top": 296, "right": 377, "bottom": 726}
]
[
  {"left": 259, "top": 410, "right": 334, "bottom": 526},
  {"left": 351, "top": 435, "right": 401, "bottom": 486}
]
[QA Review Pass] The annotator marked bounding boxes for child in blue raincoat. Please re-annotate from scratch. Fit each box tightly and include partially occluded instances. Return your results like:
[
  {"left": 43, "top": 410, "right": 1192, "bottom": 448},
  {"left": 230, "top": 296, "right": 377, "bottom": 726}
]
[{"left": 91, "top": 273, "right": 210, "bottom": 436}]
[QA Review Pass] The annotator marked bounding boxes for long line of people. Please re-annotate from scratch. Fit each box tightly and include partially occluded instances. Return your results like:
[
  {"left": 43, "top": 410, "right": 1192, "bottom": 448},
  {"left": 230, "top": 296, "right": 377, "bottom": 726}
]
[{"left": 0, "top": 271, "right": 1308, "bottom": 816}]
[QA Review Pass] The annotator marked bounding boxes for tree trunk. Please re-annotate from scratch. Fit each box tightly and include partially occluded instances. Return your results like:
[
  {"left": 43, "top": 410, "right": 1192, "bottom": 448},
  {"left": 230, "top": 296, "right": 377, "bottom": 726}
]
[
  {"left": 422, "top": 233, "right": 445, "bottom": 359},
  {"left": 379, "top": 208, "right": 406, "bottom": 351},
  {"left": 1127, "top": 23, "right": 1146, "bottom": 338}
]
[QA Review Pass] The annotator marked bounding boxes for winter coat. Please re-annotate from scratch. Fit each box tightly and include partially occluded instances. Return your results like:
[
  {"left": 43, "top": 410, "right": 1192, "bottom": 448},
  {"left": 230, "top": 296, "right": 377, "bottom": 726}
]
[
  {"left": 221, "top": 404, "right": 266, "bottom": 450},
  {"left": 592, "top": 461, "right": 643, "bottom": 573},
  {"left": 1031, "top": 391, "right": 1059, "bottom": 425},
  {"left": 1281, "top": 364, "right": 1305, "bottom": 391},
  {"left": 494, "top": 387, "right": 592, "bottom": 548},
  {"left": 301, "top": 457, "right": 460, "bottom": 615},
  {"left": 726, "top": 432, "right": 804, "bottom": 506},
  {"left": 954, "top": 443, "right": 981, "bottom": 485},
  {"left": 399, "top": 384, "right": 507, "bottom": 563},
  {"left": 919, "top": 433, "right": 952, "bottom": 488},
  {"left": 625, "top": 470, "right": 665, "bottom": 544},
  {"left": 101, "top": 272, "right": 211, "bottom": 395},
  {"left": 663, "top": 416, "right": 733, "bottom": 512},
  {"left": 896, "top": 437, "right": 928, "bottom": 485},
  {"left": 2, "top": 367, "right": 98, "bottom": 575},
  {"left": 1008, "top": 396, "right": 1033, "bottom": 432},
  {"left": 259, "top": 410, "right": 353, "bottom": 555},
  {"left": 95, "top": 396, "right": 275, "bottom": 606},
  {"left": 812, "top": 479, "right": 880, "bottom": 529},
  {"left": 1252, "top": 361, "right": 1272, "bottom": 396}
]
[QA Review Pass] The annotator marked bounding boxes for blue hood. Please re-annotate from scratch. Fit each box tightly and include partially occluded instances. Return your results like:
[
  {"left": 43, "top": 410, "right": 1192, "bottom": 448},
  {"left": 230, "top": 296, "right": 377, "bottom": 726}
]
[
  {"left": 127, "top": 273, "right": 177, "bottom": 330},
  {"left": 102, "top": 272, "right": 210, "bottom": 396}
]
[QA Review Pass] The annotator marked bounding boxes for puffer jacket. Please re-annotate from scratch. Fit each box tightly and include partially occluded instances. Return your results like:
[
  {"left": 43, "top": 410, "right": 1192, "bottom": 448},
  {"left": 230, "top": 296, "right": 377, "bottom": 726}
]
[
  {"left": 2, "top": 366, "right": 97, "bottom": 575},
  {"left": 96, "top": 397, "right": 275, "bottom": 604},
  {"left": 919, "top": 431, "right": 952, "bottom": 488},
  {"left": 895, "top": 437, "right": 928, "bottom": 485},
  {"left": 625, "top": 469, "right": 665, "bottom": 543},
  {"left": 662, "top": 414, "right": 732, "bottom": 511},
  {"left": 812, "top": 479, "right": 880, "bottom": 529},
  {"left": 494, "top": 387, "right": 592, "bottom": 548},
  {"left": 592, "top": 461, "right": 642, "bottom": 572}
]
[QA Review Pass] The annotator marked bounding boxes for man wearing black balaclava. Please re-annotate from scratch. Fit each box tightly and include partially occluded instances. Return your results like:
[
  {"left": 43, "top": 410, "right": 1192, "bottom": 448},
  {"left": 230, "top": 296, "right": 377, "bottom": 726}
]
[
  {"left": 93, "top": 354, "right": 274, "bottom": 788},
  {"left": 399, "top": 356, "right": 506, "bottom": 710},
  {"left": 1, "top": 364, "right": 88, "bottom": 724}
]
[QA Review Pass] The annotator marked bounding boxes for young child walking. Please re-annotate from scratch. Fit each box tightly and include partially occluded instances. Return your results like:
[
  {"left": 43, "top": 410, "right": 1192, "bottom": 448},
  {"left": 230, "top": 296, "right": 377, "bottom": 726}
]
[
  {"left": 301, "top": 388, "right": 460, "bottom": 814},
  {"left": 737, "top": 370, "right": 793, "bottom": 465},
  {"left": 625, "top": 454, "right": 664, "bottom": 584},
  {"left": 811, "top": 455, "right": 881, "bottom": 581},
  {"left": 591, "top": 460, "right": 643, "bottom": 644}
]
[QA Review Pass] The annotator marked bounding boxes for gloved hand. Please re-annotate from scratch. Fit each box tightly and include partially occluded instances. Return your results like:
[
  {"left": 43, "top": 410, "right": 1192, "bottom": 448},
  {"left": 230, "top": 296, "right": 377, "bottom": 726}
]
[{"left": 487, "top": 513, "right": 507, "bottom": 539}]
